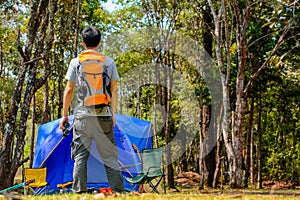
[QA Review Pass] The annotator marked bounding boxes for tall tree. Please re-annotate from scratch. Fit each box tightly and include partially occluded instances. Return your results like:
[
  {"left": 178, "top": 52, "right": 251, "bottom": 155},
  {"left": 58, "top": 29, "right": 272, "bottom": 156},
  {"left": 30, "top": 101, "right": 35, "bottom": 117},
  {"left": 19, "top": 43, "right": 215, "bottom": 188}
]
[
  {"left": 201, "top": 1, "right": 215, "bottom": 188},
  {"left": 207, "top": 0, "right": 236, "bottom": 188},
  {"left": 0, "top": 0, "right": 57, "bottom": 189},
  {"left": 139, "top": 0, "right": 184, "bottom": 189}
]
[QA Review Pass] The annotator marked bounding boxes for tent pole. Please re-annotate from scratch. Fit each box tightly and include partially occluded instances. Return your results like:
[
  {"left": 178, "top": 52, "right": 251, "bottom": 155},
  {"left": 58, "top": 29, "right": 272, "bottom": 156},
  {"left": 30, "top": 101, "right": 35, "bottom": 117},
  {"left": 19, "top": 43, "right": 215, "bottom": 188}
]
[
  {"left": 39, "top": 137, "right": 64, "bottom": 168},
  {"left": 39, "top": 126, "right": 73, "bottom": 168}
]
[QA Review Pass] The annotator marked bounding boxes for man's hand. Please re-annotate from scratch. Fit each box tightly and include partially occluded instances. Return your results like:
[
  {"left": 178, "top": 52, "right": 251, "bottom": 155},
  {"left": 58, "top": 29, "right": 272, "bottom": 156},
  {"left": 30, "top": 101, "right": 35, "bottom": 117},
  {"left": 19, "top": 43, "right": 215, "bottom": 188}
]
[{"left": 59, "top": 116, "right": 68, "bottom": 130}]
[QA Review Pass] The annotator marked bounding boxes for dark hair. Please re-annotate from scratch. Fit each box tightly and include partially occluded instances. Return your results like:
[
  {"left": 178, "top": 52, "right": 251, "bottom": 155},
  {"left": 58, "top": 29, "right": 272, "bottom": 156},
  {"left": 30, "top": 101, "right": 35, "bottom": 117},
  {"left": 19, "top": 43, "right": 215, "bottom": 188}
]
[{"left": 81, "top": 26, "right": 101, "bottom": 47}]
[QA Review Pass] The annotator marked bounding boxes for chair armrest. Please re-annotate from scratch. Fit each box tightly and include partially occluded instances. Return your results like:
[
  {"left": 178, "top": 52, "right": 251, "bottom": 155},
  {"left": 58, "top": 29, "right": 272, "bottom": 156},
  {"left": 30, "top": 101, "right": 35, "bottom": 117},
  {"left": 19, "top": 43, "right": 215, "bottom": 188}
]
[{"left": 120, "top": 163, "right": 142, "bottom": 169}]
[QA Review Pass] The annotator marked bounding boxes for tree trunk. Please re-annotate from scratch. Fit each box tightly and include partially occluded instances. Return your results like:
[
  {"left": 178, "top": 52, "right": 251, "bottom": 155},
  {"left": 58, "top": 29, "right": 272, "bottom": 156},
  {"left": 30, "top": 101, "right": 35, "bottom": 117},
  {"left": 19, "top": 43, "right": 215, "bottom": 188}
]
[
  {"left": 137, "top": 77, "right": 141, "bottom": 118},
  {"left": 202, "top": 1, "right": 215, "bottom": 188},
  {"left": 30, "top": 94, "right": 36, "bottom": 168},
  {"left": 0, "top": 41, "right": 3, "bottom": 76},
  {"left": 250, "top": 123, "right": 254, "bottom": 184},
  {"left": 231, "top": 0, "right": 252, "bottom": 188},
  {"left": 165, "top": 92, "right": 174, "bottom": 189},
  {"left": 213, "top": 106, "right": 223, "bottom": 188},
  {"left": 153, "top": 93, "right": 158, "bottom": 148},
  {"left": 199, "top": 105, "right": 211, "bottom": 189},
  {"left": 0, "top": 92, "right": 2, "bottom": 133},
  {"left": 41, "top": 78, "right": 50, "bottom": 124},
  {"left": 0, "top": 40, "right": 3, "bottom": 132},
  {"left": 203, "top": 105, "right": 215, "bottom": 188},
  {"left": 256, "top": 95, "right": 262, "bottom": 189},
  {"left": 180, "top": 125, "right": 188, "bottom": 172},
  {"left": 0, "top": 0, "right": 57, "bottom": 189},
  {"left": 243, "top": 98, "right": 254, "bottom": 187},
  {"left": 74, "top": 0, "right": 81, "bottom": 56},
  {"left": 0, "top": 62, "right": 29, "bottom": 189},
  {"left": 57, "top": 44, "right": 64, "bottom": 119},
  {"left": 221, "top": 83, "right": 236, "bottom": 188},
  {"left": 207, "top": 0, "right": 238, "bottom": 188},
  {"left": 212, "top": 132, "right": 221, "bottom": 188},
  {"left": 165, "top": 53, "right": 175, "bottom": 189},
  {"left": 198, "top": 117, "right": 205, "bottom": 189}
]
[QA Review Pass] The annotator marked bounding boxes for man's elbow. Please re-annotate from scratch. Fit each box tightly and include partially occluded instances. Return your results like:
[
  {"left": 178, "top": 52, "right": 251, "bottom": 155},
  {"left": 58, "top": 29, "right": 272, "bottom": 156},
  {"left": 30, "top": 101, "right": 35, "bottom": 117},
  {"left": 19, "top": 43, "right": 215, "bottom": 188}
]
[
  {"left": 64, "top": 82, "right": 75, "bottom": 96},
  {"left": 64, "top": 87, "right": 73, "bottom": 95}
]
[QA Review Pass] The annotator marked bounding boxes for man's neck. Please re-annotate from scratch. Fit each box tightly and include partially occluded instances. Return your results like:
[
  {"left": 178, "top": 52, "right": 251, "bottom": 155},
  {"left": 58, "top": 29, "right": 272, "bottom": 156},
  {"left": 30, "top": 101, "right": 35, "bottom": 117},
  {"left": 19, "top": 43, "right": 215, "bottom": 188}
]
[{"left": 86, "top": 47, "right": 98, "bottom": 51}]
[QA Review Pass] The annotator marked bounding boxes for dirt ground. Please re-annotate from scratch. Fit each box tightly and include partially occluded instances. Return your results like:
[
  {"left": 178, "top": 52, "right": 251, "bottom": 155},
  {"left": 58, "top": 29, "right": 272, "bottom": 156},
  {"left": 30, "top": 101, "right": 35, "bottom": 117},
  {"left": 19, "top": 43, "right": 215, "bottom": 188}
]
[
  {"left": 174, "top": 172, "right": 300, "bottom": 190},
  {"left": 2, "top": 171, "right": 299, "bottom": 199}
]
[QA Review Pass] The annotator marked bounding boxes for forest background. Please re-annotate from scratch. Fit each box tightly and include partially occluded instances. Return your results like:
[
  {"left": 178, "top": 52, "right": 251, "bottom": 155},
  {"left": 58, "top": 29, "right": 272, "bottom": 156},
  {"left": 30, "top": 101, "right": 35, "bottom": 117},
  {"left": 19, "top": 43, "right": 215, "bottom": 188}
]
[{"left": 0, "top": 0, "right": 299, "bottom": 192}]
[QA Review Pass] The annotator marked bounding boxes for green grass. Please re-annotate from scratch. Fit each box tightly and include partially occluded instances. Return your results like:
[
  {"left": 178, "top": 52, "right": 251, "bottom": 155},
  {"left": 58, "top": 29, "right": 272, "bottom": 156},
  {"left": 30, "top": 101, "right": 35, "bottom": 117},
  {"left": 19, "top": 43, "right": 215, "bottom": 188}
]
[{"left": 1, "top": 188, "right": 300, "bottom": 200}]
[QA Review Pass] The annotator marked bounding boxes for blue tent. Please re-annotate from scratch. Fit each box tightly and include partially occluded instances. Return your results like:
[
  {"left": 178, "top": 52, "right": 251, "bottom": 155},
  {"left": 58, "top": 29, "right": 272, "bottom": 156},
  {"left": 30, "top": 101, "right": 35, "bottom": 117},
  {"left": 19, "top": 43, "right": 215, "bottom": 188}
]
[{"left": 33, "top": 114, "right": 152, "bottom": 193}]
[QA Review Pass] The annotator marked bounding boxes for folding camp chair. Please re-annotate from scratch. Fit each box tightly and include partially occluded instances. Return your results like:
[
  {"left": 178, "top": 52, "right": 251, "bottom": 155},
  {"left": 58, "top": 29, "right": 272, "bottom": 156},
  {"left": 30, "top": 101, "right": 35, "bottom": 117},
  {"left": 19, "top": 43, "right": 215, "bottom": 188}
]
[
  {"left": 24, "top": 168, "right": 49, "bottom": 195},
  {"left": 124, "top": 148, "right": 165, "bottom": 194}
]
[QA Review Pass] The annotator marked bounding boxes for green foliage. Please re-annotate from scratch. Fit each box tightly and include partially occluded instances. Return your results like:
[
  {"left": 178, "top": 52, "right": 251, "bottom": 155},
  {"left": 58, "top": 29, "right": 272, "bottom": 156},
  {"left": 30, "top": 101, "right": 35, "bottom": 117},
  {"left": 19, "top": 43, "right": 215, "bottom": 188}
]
[{"left": 260, "top": 72, "right": 300, "bottom": 183}]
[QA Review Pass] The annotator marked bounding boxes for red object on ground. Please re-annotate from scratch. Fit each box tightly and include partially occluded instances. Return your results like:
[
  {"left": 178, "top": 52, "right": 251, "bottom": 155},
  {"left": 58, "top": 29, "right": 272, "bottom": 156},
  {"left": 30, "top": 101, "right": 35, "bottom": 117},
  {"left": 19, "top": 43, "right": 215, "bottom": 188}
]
[{"left": 100, "top": 187, "right": 112, "bottom": 194}]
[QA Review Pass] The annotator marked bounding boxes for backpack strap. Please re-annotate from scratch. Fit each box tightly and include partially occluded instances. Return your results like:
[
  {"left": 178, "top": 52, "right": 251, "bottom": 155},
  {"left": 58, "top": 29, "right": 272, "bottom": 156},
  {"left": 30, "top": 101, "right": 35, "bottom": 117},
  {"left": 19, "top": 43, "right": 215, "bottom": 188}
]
[{"left": 102, "top": 64, "right": 112, "bottom": 97}]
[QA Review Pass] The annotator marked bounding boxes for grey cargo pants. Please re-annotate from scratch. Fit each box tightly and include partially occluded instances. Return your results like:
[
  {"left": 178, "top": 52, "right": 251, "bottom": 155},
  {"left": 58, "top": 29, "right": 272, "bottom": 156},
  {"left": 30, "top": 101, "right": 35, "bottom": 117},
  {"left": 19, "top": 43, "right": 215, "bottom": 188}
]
[{"left": 71, "top": 116, "right": 124, "bottom": 193}]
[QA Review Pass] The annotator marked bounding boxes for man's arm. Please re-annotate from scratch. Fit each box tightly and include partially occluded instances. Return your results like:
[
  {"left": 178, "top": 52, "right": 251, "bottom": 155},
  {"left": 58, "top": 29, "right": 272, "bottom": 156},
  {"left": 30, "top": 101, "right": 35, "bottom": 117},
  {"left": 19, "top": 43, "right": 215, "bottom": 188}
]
[
  {"left": 59, "top": 80, "right": 75, "bottom": 129},
  {"left": 110, "top": 80, "right": 118, "bottom": 124}
]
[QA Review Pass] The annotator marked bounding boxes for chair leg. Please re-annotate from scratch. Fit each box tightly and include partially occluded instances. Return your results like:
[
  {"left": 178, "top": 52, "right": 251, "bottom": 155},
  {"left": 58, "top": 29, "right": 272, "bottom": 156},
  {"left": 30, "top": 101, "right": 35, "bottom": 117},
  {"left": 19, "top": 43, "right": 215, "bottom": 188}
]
[
  {"left": 35, "top": 187, "right": 45, "bottom": 195},
  {"left": 148, "top": 176, "right": 163, "bottom": 194},
  {"left": 148, "top": 182, "right": 159, "bottom": 193},
  {"left": 139, "top": 184, "right": 144, "bottom": 193},
  {"left": 27, "top": 186, "right": 37, "bottom": 195},
  {"left": 36, "top": 185, "right": 49, "bottom": 195},
  {"left": 29, "top": 185, "right": 49, "bottom": 196}
]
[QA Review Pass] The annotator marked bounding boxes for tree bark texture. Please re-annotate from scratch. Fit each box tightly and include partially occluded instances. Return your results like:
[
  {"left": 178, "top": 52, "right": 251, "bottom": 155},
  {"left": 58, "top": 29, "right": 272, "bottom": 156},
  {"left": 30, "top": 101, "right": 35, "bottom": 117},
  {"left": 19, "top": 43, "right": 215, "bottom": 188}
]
[
  {"left": 0, "top": 0, "right": 57, "bottom": 189},
  {"left": 257, "top": 95, "right": 262, "bottom": 189},
  {"left": 207, "top": 0, "right": 237, "bottom": 188},
  {"left": 231, "top": 0, "right": 253, "bottom": 188},
  {"left": 243, "top": 98, "right": 254, "bottom": 187},
  {"left": 202, "top": 1, "right": 216, "bottom": 188}
]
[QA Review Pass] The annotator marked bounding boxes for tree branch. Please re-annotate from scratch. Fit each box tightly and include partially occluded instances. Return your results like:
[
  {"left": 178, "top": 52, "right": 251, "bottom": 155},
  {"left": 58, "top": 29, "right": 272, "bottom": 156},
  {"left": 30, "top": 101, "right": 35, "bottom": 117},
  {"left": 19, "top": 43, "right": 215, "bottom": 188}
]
[
  {"left": 23, "top": 57, "right": 44, "bottom": 65},
  {"left": 20, "top": 157, "right": 30, "bottom": 166},
  {"left": 242, "top": 0, "right": 253, "bottom": 38},
  {"left": 17, "top": 28, "right": 27, "bottom": 61},
  {"left": 207, "top": 0, "right": 217, "bottom": 21},
  {"left": 244, "top": 26, "right": 290, "bottom": 96}
]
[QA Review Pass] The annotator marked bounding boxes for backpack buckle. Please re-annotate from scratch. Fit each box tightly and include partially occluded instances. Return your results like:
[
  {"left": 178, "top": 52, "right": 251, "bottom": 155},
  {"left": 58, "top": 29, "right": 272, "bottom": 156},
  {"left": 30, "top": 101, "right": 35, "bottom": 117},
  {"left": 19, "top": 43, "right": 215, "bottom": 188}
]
[{"left": 87, "top": 104, "right": 110, "bottom": 115}]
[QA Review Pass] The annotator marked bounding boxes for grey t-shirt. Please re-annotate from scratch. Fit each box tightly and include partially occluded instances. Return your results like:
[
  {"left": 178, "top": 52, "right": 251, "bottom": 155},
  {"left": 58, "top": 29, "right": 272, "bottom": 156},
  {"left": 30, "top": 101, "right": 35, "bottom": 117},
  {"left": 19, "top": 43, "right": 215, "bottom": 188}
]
[{"left": 65, "top": 52, "right": 119, "bottom": 117}]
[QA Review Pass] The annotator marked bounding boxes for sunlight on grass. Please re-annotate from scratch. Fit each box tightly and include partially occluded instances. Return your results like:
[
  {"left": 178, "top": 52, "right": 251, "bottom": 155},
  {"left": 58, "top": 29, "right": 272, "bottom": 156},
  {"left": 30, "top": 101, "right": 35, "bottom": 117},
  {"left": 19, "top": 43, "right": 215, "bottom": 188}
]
[{"left": 1, "top": 189, "right": 300, "bottom": 200}]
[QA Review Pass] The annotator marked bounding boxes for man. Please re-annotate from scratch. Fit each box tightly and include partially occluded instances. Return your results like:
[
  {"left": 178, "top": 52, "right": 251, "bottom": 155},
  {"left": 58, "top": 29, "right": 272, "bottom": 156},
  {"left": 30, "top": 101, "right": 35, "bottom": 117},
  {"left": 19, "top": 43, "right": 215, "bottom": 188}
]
[{"left": 59, "top": 26, "right": 124, "bottom": 193}]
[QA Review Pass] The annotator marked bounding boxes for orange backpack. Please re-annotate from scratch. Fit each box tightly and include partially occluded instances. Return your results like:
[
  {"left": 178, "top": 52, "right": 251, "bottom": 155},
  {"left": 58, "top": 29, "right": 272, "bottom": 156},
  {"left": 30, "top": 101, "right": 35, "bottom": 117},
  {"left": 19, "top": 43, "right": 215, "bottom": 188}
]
[{"left": 77, "top": 50, "right": 111, "bottom": 107}]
